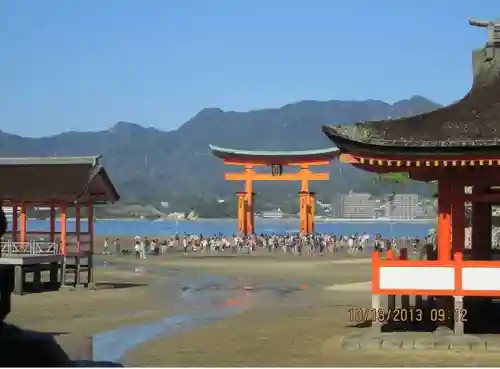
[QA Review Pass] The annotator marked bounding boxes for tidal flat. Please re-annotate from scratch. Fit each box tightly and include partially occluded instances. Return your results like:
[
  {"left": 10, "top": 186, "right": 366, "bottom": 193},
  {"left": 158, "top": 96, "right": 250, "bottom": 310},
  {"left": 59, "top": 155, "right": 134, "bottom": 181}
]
[{"left": 8, "top": 253, "right": 500, "bottom": 366}]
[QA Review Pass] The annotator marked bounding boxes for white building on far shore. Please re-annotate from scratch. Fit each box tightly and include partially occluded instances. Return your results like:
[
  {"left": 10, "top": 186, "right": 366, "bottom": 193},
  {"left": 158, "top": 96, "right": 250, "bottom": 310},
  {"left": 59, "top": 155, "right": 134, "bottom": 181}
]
[{"left": 260, "top": 208, "right": 284, "bottom": 219}]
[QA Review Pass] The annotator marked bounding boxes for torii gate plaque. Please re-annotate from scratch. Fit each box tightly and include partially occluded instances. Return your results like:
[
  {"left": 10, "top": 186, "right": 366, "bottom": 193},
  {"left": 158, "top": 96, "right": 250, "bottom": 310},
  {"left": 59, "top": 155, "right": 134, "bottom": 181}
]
[{"left": 209, "top": 145, "right": 339, "bottom": 235}]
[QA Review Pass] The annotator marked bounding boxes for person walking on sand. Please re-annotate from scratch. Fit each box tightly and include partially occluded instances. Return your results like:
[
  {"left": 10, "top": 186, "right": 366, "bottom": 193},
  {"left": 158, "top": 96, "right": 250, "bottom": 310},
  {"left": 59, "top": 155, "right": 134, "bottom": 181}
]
[
  {"left": 183, "top": 236, "right": 188, "bottom": 254},
  {"left": 103, "top": 238, "right": 109, "bottom": 254},
  {"left": 140, "top": 238, "right": 147, "bottom": 259},
  {"left": 150, "top": 238, "right": 156, "bottom": 254},
  {"left": 134, "top": 236, "right": 141, "bottom": 258},
  {"left": 134, "top": 240, "right": 140, "bottom": 258},
  {"left": 160, "top": 239, "right": 168, "bottom": 254},
  {"left": 114, "top": 238, "right": 120, "bottom": 255}
]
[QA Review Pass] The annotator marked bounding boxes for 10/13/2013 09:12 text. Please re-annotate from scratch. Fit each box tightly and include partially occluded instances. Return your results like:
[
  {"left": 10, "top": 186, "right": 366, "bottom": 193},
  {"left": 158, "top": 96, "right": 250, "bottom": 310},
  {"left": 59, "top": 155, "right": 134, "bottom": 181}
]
[{"left": 348, "top": 308, "right": 468, "bottom": 323}]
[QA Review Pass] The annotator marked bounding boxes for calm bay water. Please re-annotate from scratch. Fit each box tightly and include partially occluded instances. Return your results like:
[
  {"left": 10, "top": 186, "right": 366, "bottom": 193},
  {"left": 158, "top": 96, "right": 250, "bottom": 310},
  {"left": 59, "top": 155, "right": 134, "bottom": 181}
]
[{"left": 10, "top": 218, "right": 434, "bottom": 238}]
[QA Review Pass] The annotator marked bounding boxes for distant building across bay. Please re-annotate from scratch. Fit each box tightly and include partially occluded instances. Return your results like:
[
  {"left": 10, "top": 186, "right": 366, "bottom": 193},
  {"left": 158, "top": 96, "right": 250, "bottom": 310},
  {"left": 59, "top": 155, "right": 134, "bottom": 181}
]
[
  {"left": 331, "top": 193, "right": 435, "bottom": 219},
  {"left": 258, "top": 208, "right": 285, "bottom": 219}
]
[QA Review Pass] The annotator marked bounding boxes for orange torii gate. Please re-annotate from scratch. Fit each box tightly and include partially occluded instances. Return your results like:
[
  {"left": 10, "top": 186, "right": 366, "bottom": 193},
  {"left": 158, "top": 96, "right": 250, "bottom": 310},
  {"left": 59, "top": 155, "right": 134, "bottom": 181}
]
[{"left": 209, "top": 145, "right": 339, "bottom": 235}]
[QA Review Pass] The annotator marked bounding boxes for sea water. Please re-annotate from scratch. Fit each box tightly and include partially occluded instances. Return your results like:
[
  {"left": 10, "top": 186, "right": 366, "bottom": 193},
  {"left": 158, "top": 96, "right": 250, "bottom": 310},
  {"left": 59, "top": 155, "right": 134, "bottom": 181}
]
[{"left": 8, "top": 219, "right": 433, "bottom": 238}]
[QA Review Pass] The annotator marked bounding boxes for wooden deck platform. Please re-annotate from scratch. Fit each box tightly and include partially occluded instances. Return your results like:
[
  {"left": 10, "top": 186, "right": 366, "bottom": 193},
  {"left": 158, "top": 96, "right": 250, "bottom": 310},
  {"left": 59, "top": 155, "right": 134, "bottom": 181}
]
[{"left": 0, "top": 239, "right": 94, "bottom": 294}]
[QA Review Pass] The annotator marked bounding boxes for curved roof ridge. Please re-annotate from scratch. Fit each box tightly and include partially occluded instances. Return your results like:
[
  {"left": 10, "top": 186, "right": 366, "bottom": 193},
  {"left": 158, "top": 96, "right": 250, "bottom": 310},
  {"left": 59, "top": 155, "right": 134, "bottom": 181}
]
[
  {"left": 322, "top": 73, "right": 500, "bottom": 151},
  {"left": 209, "top": 145, "right": 339, "bottom": 163},
  {"left": 209, "top": 145, "right": 338, "bottom": 156}
]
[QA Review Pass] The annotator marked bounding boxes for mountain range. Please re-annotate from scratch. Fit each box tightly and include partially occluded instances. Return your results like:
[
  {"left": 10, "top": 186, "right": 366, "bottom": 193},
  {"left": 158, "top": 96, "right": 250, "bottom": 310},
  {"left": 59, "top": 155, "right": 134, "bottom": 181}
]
[{"left": 0, "top": 96, "right": 441, "bottom": 214}]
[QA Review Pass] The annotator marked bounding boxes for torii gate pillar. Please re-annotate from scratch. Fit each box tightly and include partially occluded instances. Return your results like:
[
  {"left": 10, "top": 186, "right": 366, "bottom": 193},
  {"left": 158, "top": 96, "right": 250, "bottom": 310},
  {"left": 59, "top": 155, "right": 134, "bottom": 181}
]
[
  {"left": 236, "top": 191, "right": 256, "bottom": 234},
  {"left": 299, "top": 191, "right": 315, "bottom": 234}
]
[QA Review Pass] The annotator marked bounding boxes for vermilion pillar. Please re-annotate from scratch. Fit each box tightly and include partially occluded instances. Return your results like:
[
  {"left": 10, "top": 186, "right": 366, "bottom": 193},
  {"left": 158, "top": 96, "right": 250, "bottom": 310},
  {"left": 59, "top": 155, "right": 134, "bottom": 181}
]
[
  {"left": 451, "top": 185, "right": 465, "bottom": 257},
  {"left": 236, "top": 191, "right": 255, "bottom": 236},
  {"left": 436, "top": 179, "right": 453, "bottom": 330},
  {"left": 437, "top": 180, "right": 452, "bottom": 262},
  {"left": 451, "top": 185, "right": 466, "bottom": 335},
  {"left": 87, "top": 204, "right": 95, "bottom": 286},
  {"left": 299, "top": 191, "right": 315, "bottom": 235},
  {"left": 60, "top": 203, "right": 67, "bottom": 256},
  {"left": 236, "top": 192, "right": 247, "bottom": 234},
  {"left": 244, "top": 166, "right": 254, "bottom": 235},
  {"left": 299, "top": 192, "right": 308, "bottom": 234},
  {"left": 308, "top": 192, "right": 316, "bottom": 235},
  {"left": 19, "top": 204, "right": 27, "bottom": 249},
  {"left": 88, "top": 204, "right": 94, "bottom": 253},
  {"left": 75, "top": 203, "right": 81, "bottom": 254},
  {"left": 299, "top": 166, "right": 314, "bottom": 235},
  {"left": 245, "top": 192, "right": 254, "bottom": 235}
]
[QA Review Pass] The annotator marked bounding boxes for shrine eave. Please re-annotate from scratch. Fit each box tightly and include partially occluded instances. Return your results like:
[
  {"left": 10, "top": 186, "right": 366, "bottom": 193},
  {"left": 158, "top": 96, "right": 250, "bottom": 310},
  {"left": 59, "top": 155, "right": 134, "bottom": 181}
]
[
  {"left": 341, "top": 153, "right": 500, "bottom": 168},
  {"left": 0, "top": 156, "right": 101, "bottom": 166},
  {"left": 322, "top": 125, "right": 500, "bottom": 158},
  {"left": 209, "top": 145, "right": 339, "bottom": 164}
]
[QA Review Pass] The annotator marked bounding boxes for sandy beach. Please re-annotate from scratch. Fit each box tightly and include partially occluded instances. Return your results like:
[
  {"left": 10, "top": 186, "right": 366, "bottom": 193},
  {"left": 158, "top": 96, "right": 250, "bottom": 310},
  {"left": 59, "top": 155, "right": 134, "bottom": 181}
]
[{"left": 8, "top": 237, "right": 500, "bottom": 366}]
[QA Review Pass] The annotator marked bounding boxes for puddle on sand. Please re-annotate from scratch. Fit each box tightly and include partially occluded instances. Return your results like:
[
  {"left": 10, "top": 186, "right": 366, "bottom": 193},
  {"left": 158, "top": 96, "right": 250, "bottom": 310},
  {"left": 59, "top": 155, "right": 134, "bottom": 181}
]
[
  {"left": 92, "top": 263, "right": 249, "bottom": 363},
  {"left": 92, "top": 260, "right": 309, "bottom": 363},
  {"left": 93, "top": 306, "right": 246, "bottom": 363}
]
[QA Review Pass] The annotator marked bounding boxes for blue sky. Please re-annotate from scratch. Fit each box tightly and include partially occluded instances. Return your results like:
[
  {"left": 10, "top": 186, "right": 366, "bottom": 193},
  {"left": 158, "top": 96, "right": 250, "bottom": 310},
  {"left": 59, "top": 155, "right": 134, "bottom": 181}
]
[{"left": 0, "top": 0, "right": 496, "bottom": 137}]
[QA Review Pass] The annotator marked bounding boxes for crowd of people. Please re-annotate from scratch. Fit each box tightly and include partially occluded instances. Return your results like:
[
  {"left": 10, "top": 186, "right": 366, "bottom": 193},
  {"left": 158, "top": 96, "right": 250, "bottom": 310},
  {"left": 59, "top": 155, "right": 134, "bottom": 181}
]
[{"left": 102, "top": 232, "right": 422, "bottom": 258}]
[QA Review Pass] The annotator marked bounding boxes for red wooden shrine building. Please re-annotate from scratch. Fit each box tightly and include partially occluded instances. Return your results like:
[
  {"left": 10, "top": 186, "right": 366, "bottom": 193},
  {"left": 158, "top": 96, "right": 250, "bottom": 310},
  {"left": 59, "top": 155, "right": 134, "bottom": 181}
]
[
  {"left": 0, "top": 156, "right": 119, "bottom": 295},
  {"left": 322, "top": 18, "right": 500, "bottom": 334},
  {"left": 210, "top": 145, "right": 339, "bottom": 235}
]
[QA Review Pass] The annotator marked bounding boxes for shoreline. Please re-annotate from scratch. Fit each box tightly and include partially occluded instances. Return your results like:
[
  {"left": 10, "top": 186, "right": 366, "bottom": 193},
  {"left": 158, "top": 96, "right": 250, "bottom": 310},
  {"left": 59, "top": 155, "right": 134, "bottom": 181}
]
[
  {"left": 11, "top": 216, "right": 436, "bottom": 224},
  {"left": 93, "top": 218, "right": 435, "bottom": 224}
]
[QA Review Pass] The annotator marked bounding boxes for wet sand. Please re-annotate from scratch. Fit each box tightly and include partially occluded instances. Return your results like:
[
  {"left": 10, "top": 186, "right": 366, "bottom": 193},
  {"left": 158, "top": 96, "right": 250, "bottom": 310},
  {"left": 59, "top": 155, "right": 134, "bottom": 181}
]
[
  {"left": 10, "top": 248, "right": 500, "bottom": 366},
  {"left": 117, "top": 255, "right": 500, "bottom": 367}
]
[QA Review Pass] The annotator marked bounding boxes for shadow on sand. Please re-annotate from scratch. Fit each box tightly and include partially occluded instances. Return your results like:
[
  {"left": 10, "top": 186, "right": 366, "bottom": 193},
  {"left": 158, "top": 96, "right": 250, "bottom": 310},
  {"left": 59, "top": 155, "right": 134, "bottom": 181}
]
[
  {"left": 1, "top": 323, "right": 122, "bottom": 366},
  {"left": 94, "top": 282, "right": 148, "bottom": 290}
]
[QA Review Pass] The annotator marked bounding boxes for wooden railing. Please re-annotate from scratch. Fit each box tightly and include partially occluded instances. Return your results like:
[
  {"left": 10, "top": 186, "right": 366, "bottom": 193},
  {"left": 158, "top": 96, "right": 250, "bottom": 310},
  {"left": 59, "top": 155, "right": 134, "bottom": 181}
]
[
  {"left": 1, "top": 241, "right": 58, "bottom": 256},
  {"left": 373, "top": 250, "right": 500, "bottom": 297}
]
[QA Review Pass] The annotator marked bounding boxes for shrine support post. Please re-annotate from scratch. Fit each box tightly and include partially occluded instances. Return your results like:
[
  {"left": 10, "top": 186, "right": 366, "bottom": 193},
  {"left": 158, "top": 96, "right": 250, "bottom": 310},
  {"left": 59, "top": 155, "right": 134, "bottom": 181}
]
[
  {"left": 12, "top": 205, "right": 18, "bottom": 242},
  {"left": 75, "top": 203, "right": 81, "bottom": 285},
  {"left": 49, "top": 205, "right": 58, "bottom": 288},
  {"left": 60, "top": 203, "right": 68, "bottom": 285},
  {"left": 451, "top": 184, "right": 466, "bottom": 335},
  {"left": 436, "top": 179, "right": 453, "bottom": 329},
  {"left": 437, "top": 180, "right": 452, "bottom": 262},
  {"left": 19, "top": 204, "right": 27, "bottom": 248},
  {"left": 87, "top": 204, "right": 95, "bottom": 287}
]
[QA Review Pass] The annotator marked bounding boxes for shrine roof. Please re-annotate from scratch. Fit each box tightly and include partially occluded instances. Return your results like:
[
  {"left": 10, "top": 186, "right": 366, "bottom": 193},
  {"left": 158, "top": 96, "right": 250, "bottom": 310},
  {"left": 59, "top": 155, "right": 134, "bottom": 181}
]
[
  {"left": 323, "top": 18, "right": 500, "bottom": 157},
  {"left": 0, "top": 155, "right": 120, "bottom": 204},
  {"left": 209, "top": 145, "right": 339, "bottom": 164}
]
